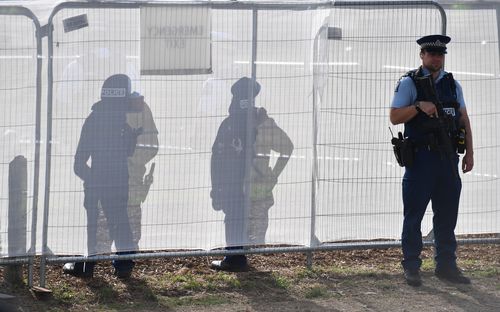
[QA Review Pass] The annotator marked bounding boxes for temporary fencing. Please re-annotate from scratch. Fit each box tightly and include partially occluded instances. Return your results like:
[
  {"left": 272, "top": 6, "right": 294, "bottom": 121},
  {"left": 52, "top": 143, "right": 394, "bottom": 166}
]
[
  {"left": 0, "top": 0, "right": 498, "bottom": 288},
  {"left": 0, "top": 6, "right": 42, "bottom": 287}
]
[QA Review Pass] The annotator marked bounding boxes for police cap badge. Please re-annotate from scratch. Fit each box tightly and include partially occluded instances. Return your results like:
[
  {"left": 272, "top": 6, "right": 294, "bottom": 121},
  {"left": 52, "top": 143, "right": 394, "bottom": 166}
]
[{"left": 416, "top": 34, "right": 451, "bottom": 54}]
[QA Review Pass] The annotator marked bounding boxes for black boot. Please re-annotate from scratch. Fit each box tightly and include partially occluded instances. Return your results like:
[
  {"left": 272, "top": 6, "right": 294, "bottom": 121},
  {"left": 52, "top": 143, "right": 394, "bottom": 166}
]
[
  {"left": 435, "top": 266, "right": 471, "bottom": 284},
  {"left": 63, "top": 262, "right": 94, "bottom": 278},
  {"left": 210, "top": 255, "right": 248, "bottom": 272},
  {"left": 404, "top": 268, "right": 422, "bottom": 287}
]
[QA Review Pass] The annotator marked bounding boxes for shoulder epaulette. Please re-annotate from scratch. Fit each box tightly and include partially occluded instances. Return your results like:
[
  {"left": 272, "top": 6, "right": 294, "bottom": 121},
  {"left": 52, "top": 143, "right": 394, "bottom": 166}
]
[
  {"left": 396, "top": 68, "right": 419, "bottom": 88},
  {"left": 444, "top": 72, "right": 457, "bottom": 99}
]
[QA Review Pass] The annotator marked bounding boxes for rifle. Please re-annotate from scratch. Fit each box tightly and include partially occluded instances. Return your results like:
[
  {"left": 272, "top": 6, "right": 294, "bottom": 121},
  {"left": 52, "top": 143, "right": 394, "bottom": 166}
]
[
  {"left": 140, "top": 162, "right": 155, "bottom": 203},
  {"left": 414, "top": 75, "right": 458, "bottom": 178}
]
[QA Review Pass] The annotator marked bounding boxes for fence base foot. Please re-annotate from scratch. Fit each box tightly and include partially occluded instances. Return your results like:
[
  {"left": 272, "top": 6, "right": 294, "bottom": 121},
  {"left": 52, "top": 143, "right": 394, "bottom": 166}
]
[{"left": 31, "top": 286, "right": 52, "bottom": 301}]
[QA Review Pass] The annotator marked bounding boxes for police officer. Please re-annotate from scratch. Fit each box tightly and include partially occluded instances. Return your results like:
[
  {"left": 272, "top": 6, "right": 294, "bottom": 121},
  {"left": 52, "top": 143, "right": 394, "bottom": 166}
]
[
  {"left": 390, "top": 35, "right": 474, "bottom": 286},
  {"left": 210, "top": 77, "right": 293, "bottom": 271},
  {"left": 124, "top": 92, "right": 159, "bottom": 249},
  {"left": 247, "top": 108, "right": 293, "bottom": 245},
  {"left": 63, "top": 74, "right": 142, "bottom": 278}
]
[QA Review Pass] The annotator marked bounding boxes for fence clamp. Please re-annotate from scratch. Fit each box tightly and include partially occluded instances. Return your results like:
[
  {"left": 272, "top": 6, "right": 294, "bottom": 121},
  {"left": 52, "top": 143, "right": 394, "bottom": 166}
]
[{"left": 37, "top": 24, "right": 54, "bottom": 38}]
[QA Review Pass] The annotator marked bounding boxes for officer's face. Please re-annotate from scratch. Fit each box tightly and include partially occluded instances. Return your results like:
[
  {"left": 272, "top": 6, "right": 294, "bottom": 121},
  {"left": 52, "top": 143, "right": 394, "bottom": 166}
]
[
  {"left": 420, "top": 50, "right": 445, "bottom": 73},
  {"left": 129, "top": 96, "right": 145, "bottom": 111}
]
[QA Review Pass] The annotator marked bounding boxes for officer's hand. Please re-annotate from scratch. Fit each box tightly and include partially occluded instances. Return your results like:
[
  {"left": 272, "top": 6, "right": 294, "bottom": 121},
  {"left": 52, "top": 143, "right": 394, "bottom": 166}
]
[
  {"left": 417, "top": 101, "right": 438, "bottom": 117},
  {"left": 210, "top": 190, "right": 224, "bottom": 211},
  {"left": 144, "top": 173, "right": 154, "bottom": 186},
  {"left": 462, "top": 152, "right": 474, "bottom": 173},
  {"left": 212, "top": 200, "right": 223, "bottom": 211}
]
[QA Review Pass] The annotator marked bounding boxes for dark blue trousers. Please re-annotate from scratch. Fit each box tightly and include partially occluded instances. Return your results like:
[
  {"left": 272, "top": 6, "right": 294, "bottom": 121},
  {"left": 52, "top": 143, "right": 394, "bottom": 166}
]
[
  {"left": 222, "top": 204, "right": 248, "bottom": 266},
  {"left": 401, "top": 149, "right": 461, "bottom": 271},
  {"left": 84, "top": 185, "right": 135, "bottom": 272}
]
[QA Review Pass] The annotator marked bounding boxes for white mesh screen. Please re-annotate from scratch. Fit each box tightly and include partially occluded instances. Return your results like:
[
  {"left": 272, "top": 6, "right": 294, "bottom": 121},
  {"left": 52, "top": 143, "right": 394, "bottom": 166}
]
[
  {"left": 0, "top": 1, "right": 498, "bottom": 258},
  {"left": 0, "top": 12, "right": 38, "bottom": 257}
]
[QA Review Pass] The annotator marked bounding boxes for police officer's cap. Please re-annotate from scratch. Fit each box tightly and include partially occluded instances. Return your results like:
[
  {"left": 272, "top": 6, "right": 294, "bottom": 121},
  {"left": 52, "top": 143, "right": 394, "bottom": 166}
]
[
  {"left": 231, "top": 77, "right": 261, "bottom": 98},
  {"left": 101, "top": 74, "right": 132, "bottom": 100},
  {"left": 416, "top": 34, "right": 451, "bottom": 54}
]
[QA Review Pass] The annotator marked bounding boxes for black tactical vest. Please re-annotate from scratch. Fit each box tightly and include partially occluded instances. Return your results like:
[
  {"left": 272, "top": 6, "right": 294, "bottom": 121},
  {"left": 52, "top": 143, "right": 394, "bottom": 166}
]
[{"left": 403, "top": 67, "right": 461, "bottom": 145}]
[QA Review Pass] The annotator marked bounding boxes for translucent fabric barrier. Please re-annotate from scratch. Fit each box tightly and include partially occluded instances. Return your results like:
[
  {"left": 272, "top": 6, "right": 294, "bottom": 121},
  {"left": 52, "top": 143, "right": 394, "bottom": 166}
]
[
  {"left": 47, "top": 5, "right": 330, "bottom": 255},
  {"left": 317, "top": 3, "right": 500, "bottom": 242},
  {"left": 0, "top": 10, "right": 39, "bottom": 257},
  {"left": 1, "top": 1, "right": 498, "bottom": 259},
  {"left": 316, "top": 5, "right": 445, "bottom": 242},
  {"left": 445, "top": 8, "right": 500, "bottom": 235}
]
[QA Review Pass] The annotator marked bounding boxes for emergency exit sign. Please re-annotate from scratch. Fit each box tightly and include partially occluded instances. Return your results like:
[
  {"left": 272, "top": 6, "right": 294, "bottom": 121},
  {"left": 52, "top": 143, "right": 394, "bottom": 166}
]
[{"left": 140, "top": 6, "right": 212, "bottom": 75}]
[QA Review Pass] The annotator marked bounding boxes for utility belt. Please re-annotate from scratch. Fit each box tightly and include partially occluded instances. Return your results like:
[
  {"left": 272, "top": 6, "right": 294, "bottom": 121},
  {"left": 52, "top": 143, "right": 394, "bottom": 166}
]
[
  {"left": 412, "top": 139, "right": 442, "bottom": 153},
  {"left": 391, "top": 133, "right": 415, "bottom": 167},
  {"left": 390, "top": 129, "right": 465, "bottom": 168}
]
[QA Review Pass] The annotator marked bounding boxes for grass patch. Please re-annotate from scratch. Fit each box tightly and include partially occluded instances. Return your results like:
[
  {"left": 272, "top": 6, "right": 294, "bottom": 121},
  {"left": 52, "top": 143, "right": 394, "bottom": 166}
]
[
  {"left": 159, "top": 271, "right": 241, "bottom": 291},
  {"left": 159, "top": 294, "right": 230, "bottom": 307},
  {"left": 240, "top": 279, "right": 258, "bottom": 289},
  {"left": 336, "top": 278, "right": 359, "bottom": 288},
  {"left": 295, "top": 265, "right": 378, "bottom": 281},
  {"left": 205, "top": 272, "right": 241, "bottom": 289},
  {"left": 88, "top": 299, "right": 172, "bottom": 311},
  {"left": 420, "top": 258, "right": 434, "bottom": 271},
  {"left": 163, "top": 272, "right": 205, "bottom": 291},
  {"left": 272, "top": 272, "right": 291, "bottom": 289},
  {"left": 304, "top": 285, "right": 329, "bottom": 299},
  {"left": 471, "top": 267, "right": 499, "bottom": 278},
  {"left": 331, "top": 265, "right": 374, "bottom": 276},
  {"left": 5, "top": 245, "right": 497, "bottom": 311},
  {"left": 376, "top": 280, "right": 398, "bottom": 291},
  {"left": 459, "top": 259, "right": 480, "bottom": 267},
  {"left": 52, "top": 284, "right": 85, "bottom": 304},
  {"left": 295, "top": 267, "right": 322, "bottom": 279},
  {"left": 46, "top": 308, "right": 67, "bottom": 312},
  {"left": 96, "top": 286, "right": 117, "bottom": 302}
]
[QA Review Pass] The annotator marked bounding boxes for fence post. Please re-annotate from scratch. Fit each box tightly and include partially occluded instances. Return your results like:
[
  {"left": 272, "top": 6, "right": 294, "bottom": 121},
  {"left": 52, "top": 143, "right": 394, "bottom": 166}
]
[{"left": 5, "top": 156, "right": 28, "bottom": 285}]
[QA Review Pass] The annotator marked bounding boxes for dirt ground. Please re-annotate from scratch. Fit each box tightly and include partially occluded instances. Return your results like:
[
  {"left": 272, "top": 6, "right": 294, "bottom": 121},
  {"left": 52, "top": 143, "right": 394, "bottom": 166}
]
[{"left": 0, "top": 243, "right": 499, "bottom": 312}]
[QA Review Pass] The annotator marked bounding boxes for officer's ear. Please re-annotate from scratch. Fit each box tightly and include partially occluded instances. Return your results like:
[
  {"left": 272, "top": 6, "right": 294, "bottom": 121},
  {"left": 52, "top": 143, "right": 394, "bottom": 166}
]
[{"left": 419, "top": 49, "right": 425, "bottom": 59}]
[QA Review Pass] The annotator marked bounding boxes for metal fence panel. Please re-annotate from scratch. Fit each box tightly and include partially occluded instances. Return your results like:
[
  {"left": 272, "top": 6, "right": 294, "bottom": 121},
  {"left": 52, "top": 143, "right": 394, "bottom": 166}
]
[
  {"left": 317, "top": 1, "right": 499, "bottom": 242},
  {"left": 0, "top": 7, "right": 41, "bottom": 258},
  {"left": 445, "top": 6, "right": 500, "bottom": 235},
  {"left": 316, "top": 3, "right": 445, "bottom": 242},
  {"left": 0, "top": 1, "right": 497, "bottom": 262},
  {"left": 42, "top": 1, "right": 499, "bottom": 258},
  {"left": 45, "top": 2, "right": 332, "bottom": 256}
]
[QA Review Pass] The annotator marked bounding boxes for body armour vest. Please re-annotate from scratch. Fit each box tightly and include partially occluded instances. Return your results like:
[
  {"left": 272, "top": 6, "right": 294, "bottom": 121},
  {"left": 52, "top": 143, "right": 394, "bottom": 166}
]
[{"left": 403, "top": 67, "right": 462, "bottom": 145}]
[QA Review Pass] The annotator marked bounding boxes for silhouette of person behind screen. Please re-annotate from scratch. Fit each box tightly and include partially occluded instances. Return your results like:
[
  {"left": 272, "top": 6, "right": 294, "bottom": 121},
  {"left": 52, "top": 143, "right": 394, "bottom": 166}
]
[
  {"left": 210, "top": 77, "right": 293, "bottom": 271},
  {"left": 63, "top": 74, "right": 142, "bottom": 279},
  {"left": 92, "top": 91, "right": 159, "bottom": 259}
]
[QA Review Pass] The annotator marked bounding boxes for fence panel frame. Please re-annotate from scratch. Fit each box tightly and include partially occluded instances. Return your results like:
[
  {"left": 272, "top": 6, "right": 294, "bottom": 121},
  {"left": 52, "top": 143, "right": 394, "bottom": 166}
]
[
  {"left": 1, "top": 0, "right": 496, "bottom": 292},
  {"left": 0, "top": 5, "right": 42, "bottom": 288},
  {"left": 39, "top": 0, "right": 500, "bottom": 289}
]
